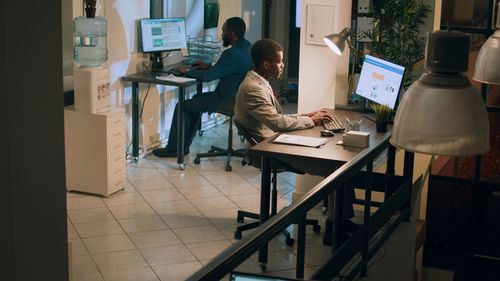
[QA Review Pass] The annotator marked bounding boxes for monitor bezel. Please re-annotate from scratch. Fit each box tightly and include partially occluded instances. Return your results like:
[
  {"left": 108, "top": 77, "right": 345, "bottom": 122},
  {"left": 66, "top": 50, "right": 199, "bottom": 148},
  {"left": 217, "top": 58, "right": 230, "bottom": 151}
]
[{"left": 139, "top": 17, "right": 187, "bottom": 53}]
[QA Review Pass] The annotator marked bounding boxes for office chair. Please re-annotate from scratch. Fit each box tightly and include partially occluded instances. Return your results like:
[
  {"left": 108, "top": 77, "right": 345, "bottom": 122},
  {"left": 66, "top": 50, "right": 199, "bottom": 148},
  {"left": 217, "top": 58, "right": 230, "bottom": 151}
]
[
  {"left": 233, "top": 120, "right": 321, "bottom": 245},
  {"left": 193, "top": 100, "right": 247, "bottom": 172}
]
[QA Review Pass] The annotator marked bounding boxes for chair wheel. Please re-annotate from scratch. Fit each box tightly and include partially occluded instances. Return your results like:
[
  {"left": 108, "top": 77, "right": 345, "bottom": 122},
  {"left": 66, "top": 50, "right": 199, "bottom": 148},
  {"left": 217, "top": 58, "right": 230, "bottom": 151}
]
[
  {"left": 225, "top": 164, "right": 232, "bottom": 172},
  {"left": 285, "top": 236, "right": 295, "bottom": 246},
  {"left": 194, "top": 158, "right": 200, "bottom": 164},
  {"left": 237, "top": 216, "right": 244, "bottom": 223},
  {"left": 234, "top": 230, "right": 242, "bottom": 240},
  {"left": 260, "top": 263, "right": 267, "bottom": 271},
  {"left": 313, "top": 224, "right": 321, "bottom": 233}
]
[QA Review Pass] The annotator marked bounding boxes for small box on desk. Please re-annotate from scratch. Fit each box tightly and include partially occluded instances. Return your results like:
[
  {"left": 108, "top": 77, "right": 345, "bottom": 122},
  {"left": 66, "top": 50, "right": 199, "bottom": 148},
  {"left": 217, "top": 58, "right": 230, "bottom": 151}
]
[{"left": 343, "top": 131, "right": 370, "bottom": 148}]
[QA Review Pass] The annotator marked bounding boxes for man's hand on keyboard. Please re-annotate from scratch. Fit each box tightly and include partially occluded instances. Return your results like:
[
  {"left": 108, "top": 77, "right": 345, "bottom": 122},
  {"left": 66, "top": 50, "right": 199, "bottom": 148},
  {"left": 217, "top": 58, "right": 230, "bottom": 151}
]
[
  {"left": 307, "top": 110, "right": 334, "bottom": 125},
  {"left": 176, "top": 64, "right": 190, "bottom": 74},
  {"left": 191, "top": 61, "right": 211, "bottom": 70}
]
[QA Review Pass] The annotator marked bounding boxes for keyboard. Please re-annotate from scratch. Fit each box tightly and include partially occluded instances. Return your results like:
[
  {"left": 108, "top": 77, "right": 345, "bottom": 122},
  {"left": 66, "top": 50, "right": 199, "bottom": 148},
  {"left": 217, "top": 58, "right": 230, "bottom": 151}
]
[{"left": 321, "top": 115, "right": 345, "bottom": 132}]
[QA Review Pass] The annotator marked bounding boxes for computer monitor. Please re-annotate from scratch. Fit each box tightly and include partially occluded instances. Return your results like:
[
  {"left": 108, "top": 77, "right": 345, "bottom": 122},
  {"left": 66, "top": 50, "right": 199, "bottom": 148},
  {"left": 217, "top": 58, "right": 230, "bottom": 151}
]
[
  {"left": 140, "top": 17, "right": 187, "bottom": 53},
  {"left": 355, "top": 54, "right": 405, "bottom": 110},
  {"left": 140, "top": 17, "right": 187, "bottom": 70}
]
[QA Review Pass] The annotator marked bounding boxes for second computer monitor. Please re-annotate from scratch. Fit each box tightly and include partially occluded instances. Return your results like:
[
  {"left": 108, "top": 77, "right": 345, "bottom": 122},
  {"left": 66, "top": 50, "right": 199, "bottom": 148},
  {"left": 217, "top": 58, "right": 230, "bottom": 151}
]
[
  {"left": 355, "top": 54, "right": 405, "bottom": 110},
  {"left": 140, "top": 17, "right": 187, "bottom": 53}
]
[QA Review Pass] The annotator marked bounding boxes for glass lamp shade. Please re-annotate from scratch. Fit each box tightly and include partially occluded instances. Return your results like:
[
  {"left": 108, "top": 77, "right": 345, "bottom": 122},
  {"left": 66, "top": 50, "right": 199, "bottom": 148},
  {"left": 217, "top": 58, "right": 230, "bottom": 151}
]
[
  {"left": 391, "top": 76, "right": 490, "bottom": 156},
  {"left": 323, "top": 27, "right": 351, "bottom": 55},
  {"left": 472, "top": 30, "right": 500, "bottom": 84}
]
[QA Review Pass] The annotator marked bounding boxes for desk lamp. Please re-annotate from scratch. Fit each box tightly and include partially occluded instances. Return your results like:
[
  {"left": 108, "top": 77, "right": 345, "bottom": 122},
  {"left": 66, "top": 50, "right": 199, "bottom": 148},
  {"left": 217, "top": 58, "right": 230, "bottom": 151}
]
[
  {"left": 473, "top": 3, "right": 500, "bottom": 85},
  {"left": 390, "top": 31, "right": 489, "bottom": 156},
  {"left": 324, "top": 28, "right": 358, "bottom": 102}
]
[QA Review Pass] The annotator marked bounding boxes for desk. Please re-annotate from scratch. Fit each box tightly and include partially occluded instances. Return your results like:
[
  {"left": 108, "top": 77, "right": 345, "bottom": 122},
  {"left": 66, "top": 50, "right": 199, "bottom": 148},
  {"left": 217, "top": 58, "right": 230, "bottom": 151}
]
[
  {"left": 249, "top": 109, "right": 387, "bottom": 267},
  {"left": 121, "top": 71, "right": 201, "bottom": 169}
]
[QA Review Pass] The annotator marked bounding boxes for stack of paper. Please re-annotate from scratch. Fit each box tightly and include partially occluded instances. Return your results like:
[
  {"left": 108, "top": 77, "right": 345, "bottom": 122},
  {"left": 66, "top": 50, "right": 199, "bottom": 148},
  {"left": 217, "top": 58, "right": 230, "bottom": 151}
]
[
  {"left": 156, "top": 75, "right": 196, "bottom": 83},
  {"left": 273, "top": 134, "right": 328, "bottom": 148}
]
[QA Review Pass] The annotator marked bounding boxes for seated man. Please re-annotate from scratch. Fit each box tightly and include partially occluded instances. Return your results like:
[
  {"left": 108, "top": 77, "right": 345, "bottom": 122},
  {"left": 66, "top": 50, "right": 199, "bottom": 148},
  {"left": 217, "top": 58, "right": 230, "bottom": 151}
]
[
  {"left": 153, "top": 17, "right": 253, "bottom": 157},
  {"left": 234, "top": 39, "right": 357, "bottom": 245}
]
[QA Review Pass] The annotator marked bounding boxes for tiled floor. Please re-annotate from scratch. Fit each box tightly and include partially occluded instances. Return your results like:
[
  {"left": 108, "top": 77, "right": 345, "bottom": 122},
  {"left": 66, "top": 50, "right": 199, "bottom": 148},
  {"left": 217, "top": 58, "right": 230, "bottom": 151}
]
[{"left": 67, "top": 116, "right": 331, "bottom": 281}]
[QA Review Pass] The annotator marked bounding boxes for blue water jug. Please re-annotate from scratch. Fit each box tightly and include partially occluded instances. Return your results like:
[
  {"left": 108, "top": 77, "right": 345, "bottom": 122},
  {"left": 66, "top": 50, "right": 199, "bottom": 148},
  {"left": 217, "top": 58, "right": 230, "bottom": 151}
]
[{"left": 73, "top": 8, "right": 107, "bottom": 67}]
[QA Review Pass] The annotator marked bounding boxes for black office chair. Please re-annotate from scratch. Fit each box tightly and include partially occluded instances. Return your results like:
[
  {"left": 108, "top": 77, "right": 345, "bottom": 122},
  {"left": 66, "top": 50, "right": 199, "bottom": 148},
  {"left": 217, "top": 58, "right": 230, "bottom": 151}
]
[
  {"left": 193, "top": 102, "right": 247, "bottom": 172},
  {"left": 233, "top": 120, "right": 321, "bottom": 245}
]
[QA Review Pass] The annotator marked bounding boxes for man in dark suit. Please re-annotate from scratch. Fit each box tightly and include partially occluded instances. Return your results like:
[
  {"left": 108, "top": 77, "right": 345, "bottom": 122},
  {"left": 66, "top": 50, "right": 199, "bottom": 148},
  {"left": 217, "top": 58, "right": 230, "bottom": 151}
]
[{"left": 153, "top": 17, "right": 252, "bottom": 157}]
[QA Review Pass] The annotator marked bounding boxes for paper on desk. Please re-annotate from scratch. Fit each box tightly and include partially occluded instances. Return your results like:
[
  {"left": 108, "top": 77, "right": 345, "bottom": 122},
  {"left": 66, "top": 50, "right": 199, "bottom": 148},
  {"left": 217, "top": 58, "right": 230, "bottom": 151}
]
[
  {"left": 273, "top": 134, "right": 328, "bottom": 148},
  {"left": 156, "top": 75, "right": 196, "bottom": 83}
]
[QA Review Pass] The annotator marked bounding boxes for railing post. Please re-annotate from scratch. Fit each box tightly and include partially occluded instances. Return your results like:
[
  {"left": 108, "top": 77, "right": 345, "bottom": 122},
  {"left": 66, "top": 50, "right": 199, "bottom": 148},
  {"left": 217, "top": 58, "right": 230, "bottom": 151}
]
[
  {"left": 361, "top": 161, "right": 373, "bottom": 276},
  {"left": 296, "top": 214, "right": 306, "bottom": 279},
  {"left": 385, "top": 145, "right": 396, "bottom": 199},
  {"left": 403, "top": 151, "right": 414, "bottom": 221}
]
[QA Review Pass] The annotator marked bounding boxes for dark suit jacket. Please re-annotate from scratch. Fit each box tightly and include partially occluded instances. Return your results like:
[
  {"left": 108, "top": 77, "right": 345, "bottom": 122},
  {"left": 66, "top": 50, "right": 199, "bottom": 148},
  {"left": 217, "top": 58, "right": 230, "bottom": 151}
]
[{"left": 186, "top": 38, "right": 252, "bottom": 100}]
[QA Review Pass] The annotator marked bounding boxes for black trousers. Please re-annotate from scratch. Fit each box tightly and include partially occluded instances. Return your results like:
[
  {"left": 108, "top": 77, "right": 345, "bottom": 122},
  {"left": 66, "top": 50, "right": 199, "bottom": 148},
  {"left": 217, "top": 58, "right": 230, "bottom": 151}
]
[{"left": 165, "top": 91, "right": 233, "bottom": 151}]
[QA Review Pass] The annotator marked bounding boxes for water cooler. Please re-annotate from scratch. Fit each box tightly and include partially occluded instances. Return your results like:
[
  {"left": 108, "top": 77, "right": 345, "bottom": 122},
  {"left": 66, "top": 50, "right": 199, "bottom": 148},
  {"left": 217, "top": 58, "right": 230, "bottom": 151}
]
[
  {"left": 73, "top": 6, "right": 110, "bottom": 113},
  {"left": 65, "top": 5, "right": 125, "bottom": 197}
]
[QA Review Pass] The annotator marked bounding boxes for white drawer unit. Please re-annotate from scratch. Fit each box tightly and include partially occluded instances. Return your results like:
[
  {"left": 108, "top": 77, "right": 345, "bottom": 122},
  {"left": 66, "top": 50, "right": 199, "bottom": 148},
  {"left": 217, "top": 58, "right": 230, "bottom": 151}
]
[{"left": 64, "top": 106, "right": 126, "bottom": 196}]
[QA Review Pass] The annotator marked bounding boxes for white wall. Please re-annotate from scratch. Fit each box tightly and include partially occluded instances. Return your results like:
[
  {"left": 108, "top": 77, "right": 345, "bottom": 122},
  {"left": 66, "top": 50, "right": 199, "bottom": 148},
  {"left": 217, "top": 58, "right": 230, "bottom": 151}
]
[
  {"left": 65, "top": 0, "right": 262, "bottom": 155},
  {"left": 297, "top": 0, "right": 352, "bottom": 113}
]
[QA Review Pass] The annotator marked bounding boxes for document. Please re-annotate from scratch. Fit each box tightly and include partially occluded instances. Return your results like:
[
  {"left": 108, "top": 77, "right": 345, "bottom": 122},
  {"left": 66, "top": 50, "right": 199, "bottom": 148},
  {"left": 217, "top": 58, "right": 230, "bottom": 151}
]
[
  {"left": 156, "top": 75, "right": 196, "bottom": 83},
  {"left": 273, "top": 134, "right": 328, "bottom": 148}
]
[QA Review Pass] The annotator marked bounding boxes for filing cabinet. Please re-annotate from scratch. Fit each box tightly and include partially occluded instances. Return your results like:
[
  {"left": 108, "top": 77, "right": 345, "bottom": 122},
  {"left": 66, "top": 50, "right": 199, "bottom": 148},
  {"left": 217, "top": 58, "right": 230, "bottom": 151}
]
[{"left": 64, "top": 106, "right": 126, "bottom": 196}]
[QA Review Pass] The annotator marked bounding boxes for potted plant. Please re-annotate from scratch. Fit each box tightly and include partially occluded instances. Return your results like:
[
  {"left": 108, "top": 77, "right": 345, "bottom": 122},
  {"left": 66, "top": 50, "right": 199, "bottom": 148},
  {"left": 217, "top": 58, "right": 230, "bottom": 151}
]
[
  {"left": 362, "top": 0, "right": 430, "bottom": 90},
  {"left": 370, "top": 103, "right": 392, "bottom": 133}
]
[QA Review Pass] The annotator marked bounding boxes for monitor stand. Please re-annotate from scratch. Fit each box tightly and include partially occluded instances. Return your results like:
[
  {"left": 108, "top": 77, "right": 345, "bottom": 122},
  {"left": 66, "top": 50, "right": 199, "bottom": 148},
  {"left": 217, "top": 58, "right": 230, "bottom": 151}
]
[{"left": 151, "top": 52, "right": 163, "bottom": 71}]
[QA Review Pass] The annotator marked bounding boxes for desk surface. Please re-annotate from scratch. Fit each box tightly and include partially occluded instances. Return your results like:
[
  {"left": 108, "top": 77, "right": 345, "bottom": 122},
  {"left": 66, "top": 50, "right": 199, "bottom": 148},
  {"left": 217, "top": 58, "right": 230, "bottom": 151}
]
[
  {"left": 121, "top": 71, "right": 199, "bottom": 87},
  {"left": 249, "top": 109, "right": 389, "bottom": 166}
]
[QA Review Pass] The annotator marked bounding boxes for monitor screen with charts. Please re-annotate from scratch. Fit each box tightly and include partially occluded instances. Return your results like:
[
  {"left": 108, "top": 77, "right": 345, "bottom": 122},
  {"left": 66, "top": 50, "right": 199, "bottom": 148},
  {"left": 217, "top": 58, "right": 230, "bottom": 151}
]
[
  {"left": 140, "top": 18, "right": 187, "bottom": 53},
  {"left": 355, "top": 54, "right": 405, "bottom": 110}
]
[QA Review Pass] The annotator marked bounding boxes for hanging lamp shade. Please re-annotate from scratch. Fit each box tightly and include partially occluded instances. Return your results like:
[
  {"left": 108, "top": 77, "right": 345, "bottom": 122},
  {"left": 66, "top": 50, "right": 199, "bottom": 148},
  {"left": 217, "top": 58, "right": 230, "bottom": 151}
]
[
  {"left": 391, "top": 31, "right": 490, "bottom": 156},
  {"left": 323, "top": 27, "right": 351, "bottom": 55},
  {"left": 473, "top": 3, "right": 500, "bottom": 85}
]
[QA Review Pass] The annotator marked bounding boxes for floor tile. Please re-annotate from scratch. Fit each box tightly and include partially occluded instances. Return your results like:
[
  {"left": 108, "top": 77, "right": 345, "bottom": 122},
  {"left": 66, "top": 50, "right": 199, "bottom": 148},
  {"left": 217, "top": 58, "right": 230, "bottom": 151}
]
[
  {"left": 149, "top": 200, "right": 197, "bottom": 215},
  {"left": 153, "top": 261, "right": 203, "bottom": 281},
  {"left": 68, "top": 207, "right": 115, "bottom": 224},
  {"left": 172, "top": 225, "right": 226, "bottom": 243},
  {"left": 128, "top": 229, "right": 181, "bottom": 249},
  {"left": 101, "top": 267, "right": 160, "bottom": 281},
  {"left": 103, "top": 191, "right": 147, "bottom": 207},
  {"left": 202, "top": 172, "right": 247, "bottom": 186},
  {"left": 189, "top": 196, "right": 237, "bottom": 211},
  {"left": 227, "top": 193, "right": 261, "bottom": 209},
  {"left": 166, "top": 175, "right": 212, "bottom": 189},
  {"left": 67, "top": 196, "right": 106, "bottom": 210},
  {"left": 139, "top": 189, "right": 185, "bottom": 203},
  {"left": 186, "top": 240, "right": 232, "bottom": 260},
  {"left": 83, "top": 234, "right": 135, "bottom": 254},
  {"left": 213, "top": 181, "right": 259, "bottom": 196},
  {"left": 118, "top": 216, "right": 169, "bottom": 233},
  {"left": 160, "top": 211, "right": 211, "bottom": 229},
  {"left": 108, "top": 203, "right": 157, "bottom": 219},
  {"left": 129, "top": 176, "right": 175, "bottom": 192},
  {"left": 74, "top": 220, "right": 124, "bottom": 238},
  {"left": 177, "top": 184, "right": 223, "bottom": 199},
  {"left": 69, "top": 239, "right": 88, "bottom": 256},
  {"left": 92, "top": 249, "right": 148, "bottom": 272},
  {"left": 140, "top": 244, "right": 197, "bottom": 266},
  {"left": 202, "top": 208, "right": 239, "bottom": 225},
  {"left": 72, "top": 272, "right": 104, "bottom": 281},
  {"left": 72, "top": 255, "right": 99, "bottom": 274},
  {"left": 68, "top": 221, "right": 79, "bottom": 240}
]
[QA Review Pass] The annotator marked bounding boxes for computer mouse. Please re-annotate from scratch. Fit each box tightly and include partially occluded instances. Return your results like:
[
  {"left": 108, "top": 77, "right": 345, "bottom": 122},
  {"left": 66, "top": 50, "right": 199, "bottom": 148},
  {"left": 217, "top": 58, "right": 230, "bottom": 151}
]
[{"left": 320, "top": 130, "right": 335, "bottom": 137}]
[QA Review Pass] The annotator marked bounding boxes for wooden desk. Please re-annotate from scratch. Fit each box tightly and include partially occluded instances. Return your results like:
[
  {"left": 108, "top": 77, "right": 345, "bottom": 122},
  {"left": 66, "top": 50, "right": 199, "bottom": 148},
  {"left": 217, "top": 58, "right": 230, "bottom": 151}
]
[
  {"left": 121, "top": 71, "right": 201, "bottom": 169},
  {"left": 249, "top": 109, "right": 388, "bottom": 266}
]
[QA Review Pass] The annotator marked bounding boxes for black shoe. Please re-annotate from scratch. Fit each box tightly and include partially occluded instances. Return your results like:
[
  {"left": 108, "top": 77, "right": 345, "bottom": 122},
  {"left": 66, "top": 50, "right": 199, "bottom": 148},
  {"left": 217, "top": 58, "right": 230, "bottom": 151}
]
[{"left": 152, "top": 147, "right": 189, "bottom": 158}]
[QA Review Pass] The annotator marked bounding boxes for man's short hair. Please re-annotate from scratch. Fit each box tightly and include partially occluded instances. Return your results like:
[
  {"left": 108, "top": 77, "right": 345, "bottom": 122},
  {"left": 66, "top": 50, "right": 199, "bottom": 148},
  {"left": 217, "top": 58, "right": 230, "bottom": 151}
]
[
  {"left": 224, "top": 17, "right": 246, "bottom": 39},
  {"left": 251, "top": 39, "right": 284, "bottom": 67}
]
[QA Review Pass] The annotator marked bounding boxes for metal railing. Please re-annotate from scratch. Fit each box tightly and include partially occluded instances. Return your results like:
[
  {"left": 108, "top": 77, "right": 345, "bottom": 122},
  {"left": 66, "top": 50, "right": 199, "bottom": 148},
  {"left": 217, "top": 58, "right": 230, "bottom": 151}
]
[{"left": 187, "top": 132, "right": 414, "bottom": 280}]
